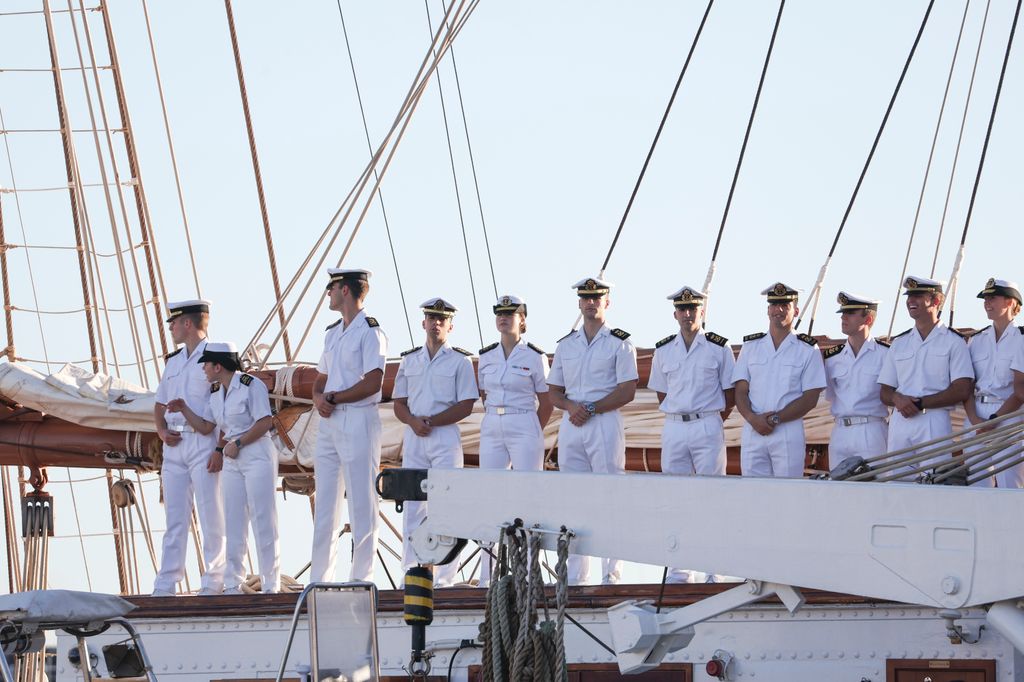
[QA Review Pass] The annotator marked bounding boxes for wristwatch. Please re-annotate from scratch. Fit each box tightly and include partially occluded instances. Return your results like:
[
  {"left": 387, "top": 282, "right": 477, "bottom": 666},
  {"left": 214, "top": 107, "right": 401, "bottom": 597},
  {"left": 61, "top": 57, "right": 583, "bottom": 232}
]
[
  {"left": 215, "top": 446, "right": 225, "bottom": 454},
  {"left": 233, "top": 438, "right": 242, "bottom": 450},
  {"left": 583, "top": 402, "right": 597, "bottom": 416},
  {"left": 912, "top": 397, "right": 924, "bottom": 412},
  {"left": 325, "top": 392, "right": 336, "bottom": 405},
  {"left": 989, "top": 413, "right": 999, "bottom": 421},
  {"left": 768, "top": 413, "right": 782, "bottom": 426}
]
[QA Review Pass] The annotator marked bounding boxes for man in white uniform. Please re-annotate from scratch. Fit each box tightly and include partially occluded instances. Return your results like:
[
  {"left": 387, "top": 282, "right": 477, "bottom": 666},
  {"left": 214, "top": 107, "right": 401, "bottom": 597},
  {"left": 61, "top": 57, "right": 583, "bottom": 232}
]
[
  {"left": 823, "top": 292, "right": 890, "bottom": 471},
  {"left": 152, "top": 299, "right": 226, "bottom": 596},
  {"left": 878, "top": 276, "right": 973, "bottom": 463},
  {"left": 201, "top": 342, "right": 280, "bottom": 594},
  {"left": 647, "top": 285, "right": 734, "bottom": 584},
  {"left": 733, "top": 283, "right": 826, "bottom": 478},
  {"left": 310, "top": 268, "right": 388, "bottom": 584},
  {"left": 963, "top": 278, "right": 1024, "bottom": 487},
  {"left": 548, "top": 277, "right": 638, "bottom": 585},
  {"left": 393, "top": 298, "right": 478, "bottom": 587}
]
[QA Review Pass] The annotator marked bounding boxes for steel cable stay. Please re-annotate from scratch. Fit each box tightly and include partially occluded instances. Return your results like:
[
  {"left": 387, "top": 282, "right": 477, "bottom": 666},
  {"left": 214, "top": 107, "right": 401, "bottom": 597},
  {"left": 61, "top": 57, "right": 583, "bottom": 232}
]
[
  {"left": 885, "top": 0, "right": 975, "bottom": 338},
  {"left": 702, "top": 0, "right": 784, "bottom": 325},
  {"left": 248, "top": 0, "right": 482, "bottom": 367},
  {"left": 334, "top": 0, "right": 415, "bottom": 348},
  {"left": 796, "top": 0, "right": 936, "bottom": 336},
  {"left": 423, "top": 0, "right": 485, "bottom": 349},
  {"left": 946, "top": 0, "right": 1022, "bottom": 328}
]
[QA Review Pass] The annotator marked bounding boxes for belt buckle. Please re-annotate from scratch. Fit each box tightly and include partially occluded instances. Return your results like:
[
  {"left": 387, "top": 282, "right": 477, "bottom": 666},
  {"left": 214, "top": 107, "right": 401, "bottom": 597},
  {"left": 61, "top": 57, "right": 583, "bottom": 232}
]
[
  {"left": 680, "top": 414, "right": 694, "bottom": 422},
  {"left": 841, "top": 417, "right": 853, "bottom": 427},
  {"left": 496, "top": 407, "right": 506, "bottom": 416},
  {"left": 170, "top": 424, "right": 185, "bottom": 433}
]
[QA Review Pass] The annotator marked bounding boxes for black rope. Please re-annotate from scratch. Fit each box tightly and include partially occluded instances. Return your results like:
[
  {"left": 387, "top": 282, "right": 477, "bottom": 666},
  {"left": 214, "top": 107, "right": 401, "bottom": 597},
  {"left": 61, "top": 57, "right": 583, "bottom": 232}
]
[
  {"left": 948, "top": 0, "right": 1022, "bottom": 327},
  {"left": 423, "top": 0, "right": 485, "bottom": 348},
  {"left": 709, "top": 0, "right": 786, "bottom": 265},
  {"left": 802, "top": 0, "right": 936, "bottom": 334},
  {"left": 335, "top": 0, "right": 416, "bottom": 348},
  {"left": 597, "top": 0, "right": 715, "bottom": 273}
]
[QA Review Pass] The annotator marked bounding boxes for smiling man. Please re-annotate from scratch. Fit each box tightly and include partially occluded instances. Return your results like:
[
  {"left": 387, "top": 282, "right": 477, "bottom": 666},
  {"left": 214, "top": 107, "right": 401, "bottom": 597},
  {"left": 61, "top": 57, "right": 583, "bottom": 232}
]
[{"left": 878, "top": 276, "right": 973, "bottom": 459}]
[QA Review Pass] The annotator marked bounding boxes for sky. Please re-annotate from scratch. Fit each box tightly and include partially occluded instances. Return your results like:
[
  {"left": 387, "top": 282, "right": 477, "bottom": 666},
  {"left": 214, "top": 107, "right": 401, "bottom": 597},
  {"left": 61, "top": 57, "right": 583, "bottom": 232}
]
[{"left": 0, "top": 0, "right": 1021, "bottom": 592}]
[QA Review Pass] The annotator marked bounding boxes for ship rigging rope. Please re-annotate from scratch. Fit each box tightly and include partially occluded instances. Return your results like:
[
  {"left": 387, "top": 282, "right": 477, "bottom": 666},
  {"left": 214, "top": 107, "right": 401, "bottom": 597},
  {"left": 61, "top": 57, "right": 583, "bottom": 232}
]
[
  {"left": 139, "top": 0, "right": 202, "bottom": 299},
  {"left": 596, "top": 0, "right": 715, "bottom": 279},
  {"left": 334, "top": 0, "right": 415, "bottom": 347},
  {"left": 946, "top": 0, "right": 1022, "bottom": 328},
  {"left": 248, "top": 0, "right": 481, "bottom": 366},
  {"left": 797, "top": 0, "right": 936, "bottom": 335},
  {"left": 423, "top": 0, "right": 485, "bottom": 348},
  {"left": 64, "top": 466, "right": 94, "bottom": 591}
]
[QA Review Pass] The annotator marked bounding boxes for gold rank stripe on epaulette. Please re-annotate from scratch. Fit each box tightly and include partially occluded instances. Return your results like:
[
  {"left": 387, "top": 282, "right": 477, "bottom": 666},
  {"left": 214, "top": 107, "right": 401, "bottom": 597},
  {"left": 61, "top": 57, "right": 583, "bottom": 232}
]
[
  {"left": 365, "top": 317, "right": 379, "bottom": 328},
  {"left": 165, "top": 347, "right": 182, "bottom": 360},
  {"left": 797, "top": 333, "right": 818, "bottom": 347},
  {"left": 823, "top": 343, "right": 845, "bottom": 359},
  {"left": 479, "top": 342, "right": 499, "bottom": 355},
  {"left": 401, "top": 346, "right": 422, "bottom": 357},
  {"left": 655, "top": 334, "right": 675, "bottom": 349},
  {"left": 704, "top": 331, "right": 728, "bottom": 347},
  {"left": 526, "top": 341, "right": 546, "bottom": 355},
  {"left": 743, "top": 332, "right": 765, "bottom": 342},
  {"left": 210, "top": 382, "right": 221, "bottom": 393},
  {"left": 239, "top": 374, "right": 254, "bottom": 386},
  {"left": 557, "top": 329, "right": 575, "bottom": 342},
  {"left": 325, "top": 318, "right": 343, "bottom": 331},
  {"left": 875, "top": 339, "right": 891, "bottom": 348},
  {"left": 611, "top": 328, "right": 630, "bottom": 340},
  {"left": 453, "top": 346, "right": 473, "bottom": 356}
]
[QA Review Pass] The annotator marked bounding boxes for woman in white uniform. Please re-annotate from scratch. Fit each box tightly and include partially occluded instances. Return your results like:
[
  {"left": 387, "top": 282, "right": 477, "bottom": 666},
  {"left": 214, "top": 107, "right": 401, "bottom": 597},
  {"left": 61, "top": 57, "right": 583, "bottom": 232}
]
[
  {"left": 199, "top": 342, "right": 281, "bottom": 593},
  {"left": 476, "top": 295, "right": 553, "bottom": 586},
  {"left": 964, "top": 278, "right": 1024, "bottom": 487}
]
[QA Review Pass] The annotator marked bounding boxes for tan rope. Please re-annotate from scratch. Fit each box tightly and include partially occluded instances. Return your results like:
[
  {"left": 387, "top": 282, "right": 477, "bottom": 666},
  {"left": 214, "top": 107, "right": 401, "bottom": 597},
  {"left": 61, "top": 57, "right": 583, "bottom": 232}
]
[
  {"left": 63, "top": 467, "right": 93, "bottom": 591},
  {"left": 0, "top": 197, "right": 15, "bottom": 361}
]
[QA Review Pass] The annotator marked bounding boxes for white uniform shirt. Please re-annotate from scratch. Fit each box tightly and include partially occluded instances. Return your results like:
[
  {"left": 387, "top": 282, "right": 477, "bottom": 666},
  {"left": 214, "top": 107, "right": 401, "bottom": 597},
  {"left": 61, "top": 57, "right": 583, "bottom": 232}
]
[
  {"left": 732, "top": 333, "right": 826, "bottom": 414},
  {"left": 824, "top": 339, "right": 890, "bottom": 418},
  {"left": 156, "top": 340, "right": 212, "bottom": 429},
  {"left": 393, "top": 344, "right": 479, "bottom": 416},
  {"left": 209, "top": 373, "right": 273, "bottom": 440},
  {"left": 1012, "top": 336, "right": 1024, "bottom": 375},
  {"left": 648, "top": 331, "right": 734, "bottom": 414},
  {"left": 317, "top": 310, "right": 388, "bottom": 406},
  {"left": 968, "top": 325, "right": 1024, "bottom": 402},
  {"left": 548, "top": 326, "right": 639, "bottom": 403},
  {"left": 478, "top": 340, "right": 549, "bottom": 411},
  {"left": 877, "top": 324, "right": 974, "bottom": 398}
]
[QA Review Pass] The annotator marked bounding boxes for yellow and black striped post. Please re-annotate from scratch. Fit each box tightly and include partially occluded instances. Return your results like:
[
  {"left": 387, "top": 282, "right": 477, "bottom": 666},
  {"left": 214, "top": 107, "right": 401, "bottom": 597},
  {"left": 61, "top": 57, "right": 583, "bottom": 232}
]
[{"left": 404, "top": 566, "right": 434, "bottom": 670}]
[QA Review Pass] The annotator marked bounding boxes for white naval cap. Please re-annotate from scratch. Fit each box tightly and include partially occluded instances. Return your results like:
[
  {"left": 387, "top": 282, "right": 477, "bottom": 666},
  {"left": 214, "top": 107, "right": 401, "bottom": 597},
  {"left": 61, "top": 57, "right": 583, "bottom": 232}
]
[
  {"left": 666, "top": 285, "right": 706, "bottom": 307},
  {"left": 977, "top": 277, "right": 1022, "bottom": 304},
  {"left": 326, "top": 268, "right": 372, "bottom": 286},
  {"left": 902, "top": 275, "right": 945, "bottom": 295},
  {"left": 493, "top": 294, "right": 527, "bottom": 315},
  {"left": 760, "top": 282, "right": 800, "bottom": 303},
  {"left": 166, "top": 299, "right": 210, "bottom": 322},
  {"left": 198, "top": 341, "right": 241, "bottom": 369},
  {"left": 420, "top": 297, "right": 459, "bottom": 317},
  {"left": 836, "top": 291, "right": 880, "bottom": 313},
  {"left": 572, "top": 276, "right": 613, "bottom": 297}
]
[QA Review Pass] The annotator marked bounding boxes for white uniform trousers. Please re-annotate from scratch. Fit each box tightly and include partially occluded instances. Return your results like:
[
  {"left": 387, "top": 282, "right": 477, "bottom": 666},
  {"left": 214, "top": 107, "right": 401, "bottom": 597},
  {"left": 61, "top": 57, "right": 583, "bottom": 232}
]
[
  {"left": 401, "top": 423, "right": 464, "bottom": 587},
  {"left": 885, "top": 409, "right": 953, "bottom": 479},
  {"left": 557, "top": 410, "right": 625, "bottom": 586},
  {"left": 661, "top": 414, "right": 725, "bottom": 583},
  {"left": 968, "top": 400, "right": 1024, "bottom": 489},
  {"left": 153, "top": 431, "right": 226, "bottom": 593},
  {"left": 828, "top": 419, "right": 888, "bottom": 471},
  {"left": 310, "top": 404, "right": 382, "bottom": 583},
  {"left": 223, "top": 437, "right": 280, "bottom": 593},
  {"left": 478, "top": 411, "right": 545, "bottom": 587},
  {"left": 740, "top": 420, "right": 805, "bottom": 478}
]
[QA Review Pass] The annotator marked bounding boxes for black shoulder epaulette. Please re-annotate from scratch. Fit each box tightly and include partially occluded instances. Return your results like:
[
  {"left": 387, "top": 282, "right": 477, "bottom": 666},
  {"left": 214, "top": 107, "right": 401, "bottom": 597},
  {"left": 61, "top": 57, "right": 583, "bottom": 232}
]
[
  {"left": 797, "top": 333, "right": 818, "bottom": 347},
  {"left": 325, "top": 318, "right": 343, "bottom": 331},
  {"left": 479, "top": 342, "right": 499, "bottom": 355},
  {"left": 950, "top": 328, "right": 968, "bottom": 341},
  {"left": 1019, "top": 325, "right": 1024, "bottom": 335},
  {"left": 655, "top": 334, "right": 675, "bottom": 349},
  {"left": 892, "top": 328, "right": 912, "bottom": 339},
  {"left": 705, "top": 331, "right": 728, "bottom": 347},
  {"left": 165, "top": 347, "right": 182, "bottom": 361},
  {"left": 823, "top": 343, "right": 845, "bottom": 359},
  {"left": 875, "top": 339, "right": 891, "bottom": 348},
  {"left": 743, "top": 332, "right": 765, "bottom": 342},
  {"left": 526, "top": 342, "right": 545, "bottom": 355},
  {"left": 239, "top": 373, "right": 254, "bottom": 386},
  {"left": 365, "top": 317, "right": 379, "bottom": 328},
  {"left": 400, "top": 346, "right": 422, "bottom": 357},
  {"left": 210, "top": 382, "right": 221, "bottom": 393},
  {"left": 557, "top": 329, "right": 575, "bottom": 342},
  {"left": 611, "top": 328, "right": 630, "bottom": 340},
  {"left": 453, "top": 346, "right": 473, "bottom": 356}
]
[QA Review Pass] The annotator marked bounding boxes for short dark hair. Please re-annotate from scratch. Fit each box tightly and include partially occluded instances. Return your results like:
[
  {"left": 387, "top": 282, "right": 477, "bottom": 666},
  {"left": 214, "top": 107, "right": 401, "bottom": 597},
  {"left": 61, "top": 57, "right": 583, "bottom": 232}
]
[
  {"left": 342, "top": 278, "right": 369, "bottom": 302},
  {"left": 180, "top": 312, "right": 209, "bottom": 332}
]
